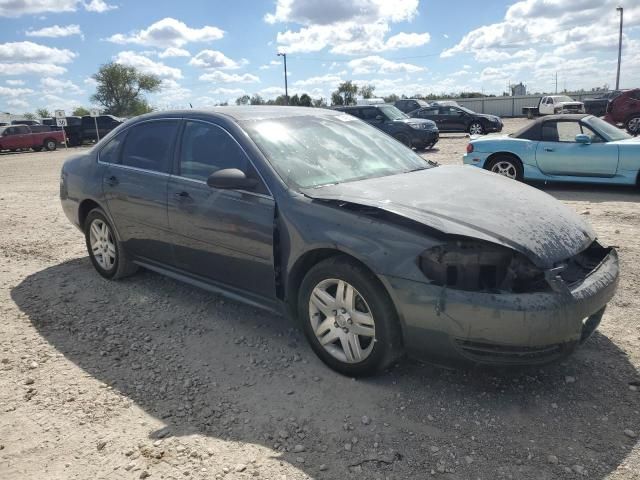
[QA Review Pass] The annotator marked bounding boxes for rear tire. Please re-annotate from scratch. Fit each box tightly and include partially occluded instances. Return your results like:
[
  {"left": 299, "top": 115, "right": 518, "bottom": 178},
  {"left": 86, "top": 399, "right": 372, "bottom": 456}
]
[
  {"left": 84, "top": 208, "right": 138, "bottom": 280},
  {"left": 486, "top": 155, "right": 524, "bottom": 181},
  {"left": 298, "top": 255, "right": 403, "bottom": 376},
  {"left": 44, "top": 138, "right": 57, "bottom": 151},
  {"left": 394, "top": 133, "right": 412, "bottom": 148}
]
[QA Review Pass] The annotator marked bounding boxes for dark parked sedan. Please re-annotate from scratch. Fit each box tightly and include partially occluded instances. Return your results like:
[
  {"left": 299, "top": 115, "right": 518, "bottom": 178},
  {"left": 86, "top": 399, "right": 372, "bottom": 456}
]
[
  {"left": 409, "top": 105, "right": 503, "bottom": 135},
  {"left": 335, "top": 104, "right": 439, "bottom": 149},
  {"left": 60, "top": 107, "right": 618, "bottom": 375}
]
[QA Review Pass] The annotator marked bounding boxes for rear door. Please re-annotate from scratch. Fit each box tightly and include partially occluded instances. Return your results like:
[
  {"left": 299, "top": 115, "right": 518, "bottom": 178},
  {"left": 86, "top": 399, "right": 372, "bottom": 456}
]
[
  {"left": 535, "top": 120, "right": 619, "bottom": 177},
  {"left": 102, "top": 119, "right": 180, "bottom": 263},
  {"left": 167, "top": 120, "right": 276, "bottom": 298}
]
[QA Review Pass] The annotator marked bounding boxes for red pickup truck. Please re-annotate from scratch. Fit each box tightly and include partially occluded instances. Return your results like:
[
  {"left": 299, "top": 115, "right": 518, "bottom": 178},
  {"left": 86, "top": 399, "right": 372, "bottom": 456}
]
[{"left": 0, "top": 124, "right": 65, "bottom": 152}]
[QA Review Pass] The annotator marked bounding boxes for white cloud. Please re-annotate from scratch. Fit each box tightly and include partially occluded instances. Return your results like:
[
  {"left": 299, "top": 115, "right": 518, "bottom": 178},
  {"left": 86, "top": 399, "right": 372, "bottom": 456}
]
[
  {"left": 0, "top": 85, "right": 34, "bottom": 97},
  {"left": 266, "top": 0, "right": 430, "bottom": 55},
  {"left": 26, "top": 24, "right": 83, "bottom": 38},
  {"left": 83, "top": 0, "right": 116, "bottom": 12},
  {"left": 114, "top": 51, "right": 182, "bottom": 80},
  {"left": 293, "top": 73, "right": 344, "bottom": 87},
  {"left": 259, "top": 86, "right": 285, "bottom": 97},
  {"left": 83, "top": 76, "right": 97, "bottom": 86},
  {"left": 0, "top": 42, "right": 75, "bottom": 64},
  {"left": 199, "top": 71, "right": 259, "bottom": 83},
  {"left": 0, "top": 63, "right": 66, "bottom": 76},
  {"left": 40, "top": 77, "right": 84, "bottom": 94},
  {"left": 6, "top": 79, "right": 25, "bottom": 85},
  {"left": 211, "top": 87, "right": 246, "bottom": 96},
  {"left": 157, "top": 79, "right": 191, "bottom": 103},
  {"left": 189, "top": 50, "right": 246, "bottom": 70},
  {"left": 0, "top": 0, "right": 78, "bottom": 17},
  {"left": 0, "top": 0, "right": 117, "bottom": 16},
  {"left": 108, "top": 17, "right": 224, "bottom": 48},
  {"left": 7, "top": 98, "right": 29, "bottom": 109},
  {"left": 348, "top": 55, "right": 424, "bottom": 75},
  {"left": 158, "top": 47, "right": 190, "bottom": 58}
]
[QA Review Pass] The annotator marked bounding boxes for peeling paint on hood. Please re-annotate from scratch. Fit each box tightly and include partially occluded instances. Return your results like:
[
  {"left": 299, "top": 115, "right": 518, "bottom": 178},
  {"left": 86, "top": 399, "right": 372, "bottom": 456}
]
[{"left": 302, "top": 165, "right": 595, "bottom": 268}]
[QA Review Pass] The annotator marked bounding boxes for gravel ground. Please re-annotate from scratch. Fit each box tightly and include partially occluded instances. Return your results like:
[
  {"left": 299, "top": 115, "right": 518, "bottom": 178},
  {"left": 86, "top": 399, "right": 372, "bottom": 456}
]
[{"left": 0, "top": 118, "right": 639, "bottom": 480}]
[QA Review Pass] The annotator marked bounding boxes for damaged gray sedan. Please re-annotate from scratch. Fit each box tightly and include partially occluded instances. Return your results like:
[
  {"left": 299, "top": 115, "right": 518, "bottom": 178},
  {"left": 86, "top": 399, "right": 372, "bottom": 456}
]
[{"left": 60, "top": 107, "right": 619, "bottom": 376}]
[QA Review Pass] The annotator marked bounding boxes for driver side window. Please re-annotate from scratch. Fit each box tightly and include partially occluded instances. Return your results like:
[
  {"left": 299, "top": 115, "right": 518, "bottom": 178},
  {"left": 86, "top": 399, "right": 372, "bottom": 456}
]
[{"left": 179, "top": 121, "right": 268, "bottom": 194}]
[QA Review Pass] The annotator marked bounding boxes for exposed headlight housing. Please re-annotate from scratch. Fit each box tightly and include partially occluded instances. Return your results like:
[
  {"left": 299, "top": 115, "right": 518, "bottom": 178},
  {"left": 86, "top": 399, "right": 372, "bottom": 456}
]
[{"left": 419, "top": 239, "right": 547, "bottom": 293}]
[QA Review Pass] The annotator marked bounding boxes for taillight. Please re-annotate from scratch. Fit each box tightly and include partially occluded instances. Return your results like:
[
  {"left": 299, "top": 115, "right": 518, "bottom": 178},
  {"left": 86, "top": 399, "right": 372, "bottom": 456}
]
[{"left": 466, "top": 143, "right": 474, "bottom": 153}]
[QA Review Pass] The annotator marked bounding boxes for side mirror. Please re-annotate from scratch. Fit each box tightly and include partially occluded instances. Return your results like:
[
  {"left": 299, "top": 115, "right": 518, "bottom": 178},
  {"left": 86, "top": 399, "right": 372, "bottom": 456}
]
[
  {"left": 207, "top": 168, "right": 258, "bottom": 190},
  {"left": 375, "top": 115, "right": 384, "bottom": 121},
  {"left": 575, "top": 134, "right": 591, "bottom": 144}
]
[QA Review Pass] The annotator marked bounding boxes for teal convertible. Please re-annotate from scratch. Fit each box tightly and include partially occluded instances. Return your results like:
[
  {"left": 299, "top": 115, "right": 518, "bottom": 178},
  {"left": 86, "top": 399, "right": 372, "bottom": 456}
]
[{"left": 463, "top": 114, "right": 640, "bottom": 186}]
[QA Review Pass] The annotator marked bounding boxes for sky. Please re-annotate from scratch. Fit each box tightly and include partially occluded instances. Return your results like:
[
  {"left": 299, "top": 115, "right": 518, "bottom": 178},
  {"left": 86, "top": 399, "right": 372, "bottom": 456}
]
[{"left": 0, "top": 0, "right": 639, "bottom": 114}]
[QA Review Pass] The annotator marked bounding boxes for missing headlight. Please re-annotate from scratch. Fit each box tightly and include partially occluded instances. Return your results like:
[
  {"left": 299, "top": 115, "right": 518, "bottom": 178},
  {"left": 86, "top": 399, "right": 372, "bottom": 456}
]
[{"left": 419, "top": 239, "right": 548, "bottom": 293}]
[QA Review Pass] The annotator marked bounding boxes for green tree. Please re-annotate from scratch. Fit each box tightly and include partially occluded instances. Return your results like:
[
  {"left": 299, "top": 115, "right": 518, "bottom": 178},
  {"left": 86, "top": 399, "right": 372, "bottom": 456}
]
[
  {"left": 312, "top": 97, "right": 327, "bottom": 108},
  {"left": 332, "top": 81, "right": 358, "bottom": 106},
  {"left": 22, "top": 112, "right": 36, "bottom": 120},
  {"left": 73, "top": 106, "right": 91, "bottom": 116},
  {"left": 36, "top": 108, "right": 50, "bottom": 118},
  {"left": 249, "top": 94, "right": 265, "bottom": 105},
  {"left": 289, "top": 94, "right": 300, "bottom": 106},
  {"left": 359, "top": 84, "right": 376, "bottom": 99},
  {"left": 383, "top": 93, "right": 399, "bottom": 103},
  {"left": 91, "top": 62, "right": 161, "bottom": 117},
  {"left": 331, "top": 91, "right": 344, "bottom": 106},
  {"left": 298, "top": 93, "right": 312, "bottom": 107},
  {"left": 235, "top": 94, "right": 250, "bottom": 105}
]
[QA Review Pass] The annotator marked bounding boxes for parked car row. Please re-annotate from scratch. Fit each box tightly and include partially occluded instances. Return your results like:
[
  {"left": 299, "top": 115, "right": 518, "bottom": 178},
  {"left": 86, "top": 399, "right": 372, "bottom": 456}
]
[
  {"left": 42, "top": 115, "right": 123, "bottom": 146},
  {"left": 60, "top": 106, "right": 619, "bottom": 376}
]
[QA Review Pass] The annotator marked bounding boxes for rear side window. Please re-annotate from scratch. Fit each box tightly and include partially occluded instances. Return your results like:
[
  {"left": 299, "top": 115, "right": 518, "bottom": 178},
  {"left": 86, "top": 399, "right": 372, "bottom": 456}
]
[
  {"left": 98, "top": 133, "right": 124, "bottom": 163},
  {"left": 359, "top": 108, "right": 378, "bottom": 120},
  {"left": 121, "top": 120, "right": 179, "bottom": 173}
]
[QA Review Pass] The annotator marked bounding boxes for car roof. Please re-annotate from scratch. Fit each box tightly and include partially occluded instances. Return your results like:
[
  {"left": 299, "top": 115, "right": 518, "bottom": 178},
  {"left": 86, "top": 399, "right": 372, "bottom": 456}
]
[
  {"left": 512, "top": 114, "right": 594, "bottom": 140},
  {"left": 133, "top": 106, "right": 345, "bottom": 122},
  {"left": 538, "top": 114, "right": 591, "bottom": 122}
]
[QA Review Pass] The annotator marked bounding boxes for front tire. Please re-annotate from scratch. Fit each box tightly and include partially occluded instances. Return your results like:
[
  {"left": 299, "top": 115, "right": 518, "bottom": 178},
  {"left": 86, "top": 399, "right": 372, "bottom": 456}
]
[
  {"left": 394, "top": 133, "right": 412, "bottom": 148},
  {"left": 84, "top": 209, "right": 138, "bottom": 280},
  {"left": 627, "top": 116, "right": 640, "bottom": 136},
  {"left": 486, "top": 155, "right": 524, "bottom": 181},
  {"left": 298, "top": 256, "right": 403, "bottom": 376},
  {"left": 469, "top": 122, "right": 484, "bottom": 135}
]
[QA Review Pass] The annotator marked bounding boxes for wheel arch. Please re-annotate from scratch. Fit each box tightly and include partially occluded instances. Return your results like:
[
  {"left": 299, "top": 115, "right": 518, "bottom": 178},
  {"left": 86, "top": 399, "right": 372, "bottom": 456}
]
[
  {"left": 78, "top": 198, "right": 102, "bottom": 229},
  {"left": 284, "top": 247, "right": 390, "bottom": 321},
  {"left": 484, "top": 151, "right": 523, "bottom": 171}
]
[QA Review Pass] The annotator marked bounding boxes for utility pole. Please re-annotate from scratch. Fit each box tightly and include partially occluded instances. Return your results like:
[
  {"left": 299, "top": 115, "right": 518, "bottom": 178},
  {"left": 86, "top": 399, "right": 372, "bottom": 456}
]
[
  {"left": 277, "top": 52, "right": 288, "bottom": 105},
  {"left": 555, "top": 72, "right": 558, "bottom": 94},
  {"left": 616, "top": 6, "right": 623, "bottom": 90}
]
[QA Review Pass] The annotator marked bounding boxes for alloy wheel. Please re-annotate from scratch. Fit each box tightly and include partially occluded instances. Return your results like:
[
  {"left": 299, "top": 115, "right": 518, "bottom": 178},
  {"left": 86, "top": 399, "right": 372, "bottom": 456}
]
[
  {"left": 491, "top": 160, "right": 517, "bottom": 179},
  {"left": 308, "top": 279, "right": 376, "bottom": 364},
  {"left": 469, "top": 123, "right": 483, "bottom": 135},
  {"left": 89, "top": 219, "right": 116, "bottom": 270},
  {"left": 629, "top": 117, "right": 640, "bottom": 134},
  {"left": 46, "top": 140, "right": 56, "bottom": 150}
]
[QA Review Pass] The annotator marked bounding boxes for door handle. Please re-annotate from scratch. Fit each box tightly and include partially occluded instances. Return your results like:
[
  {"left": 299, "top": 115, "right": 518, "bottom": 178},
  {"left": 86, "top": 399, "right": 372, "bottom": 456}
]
[
  {"left": 175, "top": 191, "right": 190, "bottom": 199},
  {"left": 544, "top": 148, "right": 554, "bottom": 152},
  {"left": 106, "top": 175, "right": 118, "bottom": 186}
]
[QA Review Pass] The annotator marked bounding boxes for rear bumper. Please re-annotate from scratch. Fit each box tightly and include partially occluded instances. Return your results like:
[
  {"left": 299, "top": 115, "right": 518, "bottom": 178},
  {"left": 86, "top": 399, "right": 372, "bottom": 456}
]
[
  {"left": 462, "top": 151, "right": 490, "bottom": 168},
  {"left": 384, "top": 248, "right": 619, "bottom": 366}
]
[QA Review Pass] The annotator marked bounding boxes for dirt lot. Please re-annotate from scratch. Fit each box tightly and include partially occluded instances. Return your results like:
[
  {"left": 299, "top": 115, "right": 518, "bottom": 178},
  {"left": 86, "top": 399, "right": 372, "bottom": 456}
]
[{"left": 1, "top": 118, "right": 639, "bottom": 480}]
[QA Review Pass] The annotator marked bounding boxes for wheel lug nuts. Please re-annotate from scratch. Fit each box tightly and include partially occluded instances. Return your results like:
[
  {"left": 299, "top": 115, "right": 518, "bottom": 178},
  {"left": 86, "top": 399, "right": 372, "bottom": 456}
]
[
  {"left": 347, "top": 318, "right": 353, "bottom": 324},
  {"left": 342, "top": 327, "right": 349, "bottom": 333},
  {"left": 334, "top": 322, "right": 339, "bottom": 328},
  {"left": 332, "top": 310, "right": 337, "bottom": 315}
]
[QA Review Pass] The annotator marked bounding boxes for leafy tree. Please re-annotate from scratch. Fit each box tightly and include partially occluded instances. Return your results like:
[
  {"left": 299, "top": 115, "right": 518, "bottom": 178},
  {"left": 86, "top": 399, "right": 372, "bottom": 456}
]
[
  {"left": 298, "top": 93, "right": 312, "bottom": 107},
  {"left": 383, "top": 93, "right": 399, "bottom": 103},
  {"left": 36, "top": 108, "right": 50, "bottom": 118},
  {"left": 22, "top": 112, "right": 36, "bottom": 120},
  {"left": 359, "top": 84, "right": 376, "bottom": 99},
  {"left": 331, "top": 81, "right": 358, "bottom": 106},
  {"left": 250, "top": 94, "right": 265, "bottom": 105},
  {"left": 312, "top": 97, "right": 327, "bottom": 108},
  {"left": 331, "top": 91, "right": 344, "bottom": 106},
  {"left": 235, "top": 95, "right": 250, "bottom": 105},
  {"left": 91, "top": 62, "right": 161, "bottom": 117},
  {"left": 73, "top": 106, "right": 91, "bottom": 116},
  {"left": 289, "top": 94, "right": 300, "bottom": 106}
]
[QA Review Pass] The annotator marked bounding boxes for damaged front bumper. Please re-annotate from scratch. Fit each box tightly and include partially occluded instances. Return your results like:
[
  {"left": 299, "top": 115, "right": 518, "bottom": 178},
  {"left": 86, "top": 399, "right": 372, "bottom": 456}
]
[{"left": 383, "top": 248, "right": 619, "bottom": 365}]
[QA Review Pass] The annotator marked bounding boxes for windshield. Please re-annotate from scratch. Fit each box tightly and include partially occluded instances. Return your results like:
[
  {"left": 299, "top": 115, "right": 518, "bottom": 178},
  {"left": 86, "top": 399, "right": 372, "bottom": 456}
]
[
  {"left": 584, "top": 116, "right": 631, "bottom": 142},
  {"left": 554, "top": 96, "right": 574, "bottom": 103},
  {"left": 458, "top": 106, "right": 475, "bottom": 115},
  {"left": 379, "top": 105, "right": 408, "bottom": 121},
  {"left": 242, "top": 114, "right": 432, "bottom": 189}
]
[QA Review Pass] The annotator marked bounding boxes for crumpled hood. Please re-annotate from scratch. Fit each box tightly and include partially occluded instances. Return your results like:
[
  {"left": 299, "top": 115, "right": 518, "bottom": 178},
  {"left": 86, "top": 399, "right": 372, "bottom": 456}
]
[{"left": 302, "top": 165, "right": 595, "bottom": 268}]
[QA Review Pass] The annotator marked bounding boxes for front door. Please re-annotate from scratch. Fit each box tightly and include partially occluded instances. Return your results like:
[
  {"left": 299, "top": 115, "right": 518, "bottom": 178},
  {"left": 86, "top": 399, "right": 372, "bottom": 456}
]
[
  {"left": 102, "top": 119, "right": 180, "bottom": 263},
  {"left": 535, "top": 120, "right": 619, "bottom": 177},
  {"left": 167, "top": 120, "right": 276, "bottom": 298}
]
